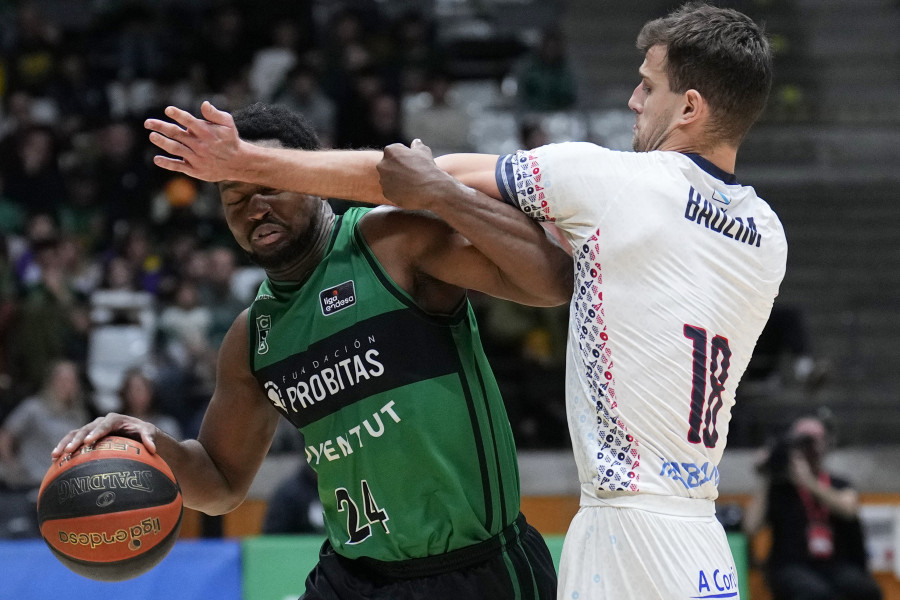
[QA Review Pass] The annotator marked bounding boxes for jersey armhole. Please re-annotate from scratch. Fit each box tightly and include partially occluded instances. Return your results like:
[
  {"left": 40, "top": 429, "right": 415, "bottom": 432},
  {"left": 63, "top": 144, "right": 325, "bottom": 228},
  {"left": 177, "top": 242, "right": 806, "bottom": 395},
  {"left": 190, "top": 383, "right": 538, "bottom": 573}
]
[{"left": 351, "top": 219, "right": 467, "bottom": 327}]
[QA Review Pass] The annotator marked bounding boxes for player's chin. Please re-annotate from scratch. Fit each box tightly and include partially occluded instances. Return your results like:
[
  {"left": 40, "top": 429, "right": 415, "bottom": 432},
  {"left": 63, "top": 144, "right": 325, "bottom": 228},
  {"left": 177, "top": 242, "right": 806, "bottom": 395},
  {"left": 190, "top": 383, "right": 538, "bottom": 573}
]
[
  {"left": 247, "top": 244, "right": 293, "bottom": 270},
  {"left": 631, "top": 136, "right": 645, "bottom": 152}
]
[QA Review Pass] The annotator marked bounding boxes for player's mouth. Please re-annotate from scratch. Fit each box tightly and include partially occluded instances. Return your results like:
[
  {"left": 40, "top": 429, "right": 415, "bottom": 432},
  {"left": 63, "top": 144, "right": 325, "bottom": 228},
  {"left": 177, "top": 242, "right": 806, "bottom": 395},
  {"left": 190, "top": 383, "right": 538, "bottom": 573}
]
[{"left": 251, "top": 223, "right": 285, "bottom": 247}]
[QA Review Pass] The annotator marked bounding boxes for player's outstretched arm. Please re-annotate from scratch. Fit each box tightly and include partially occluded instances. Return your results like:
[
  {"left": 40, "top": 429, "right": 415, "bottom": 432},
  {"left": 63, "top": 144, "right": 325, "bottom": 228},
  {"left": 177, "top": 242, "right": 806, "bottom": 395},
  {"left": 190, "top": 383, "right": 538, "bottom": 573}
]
[
  {"left": 145, "top": 101, "right": 389, "bottom": 204},
  {"left": 378, "top": 140, "right": 573, "bottom": 307}
]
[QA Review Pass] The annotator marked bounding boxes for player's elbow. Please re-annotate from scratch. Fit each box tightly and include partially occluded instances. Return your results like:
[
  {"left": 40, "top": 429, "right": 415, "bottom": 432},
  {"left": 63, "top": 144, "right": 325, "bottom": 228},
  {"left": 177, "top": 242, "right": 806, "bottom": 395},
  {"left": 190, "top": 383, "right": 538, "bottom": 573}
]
[
  {"left": 188, "top": 489, "right": 247, "bottom": 516},
  {"left": 543, "top": 265, "right": 574, "bottom": 307},
  {"left": 527, "top": 280, "right": 573, "bottom": 308},
  {"left": 181, "top": 467, "right": 251, "bottom": 515}
]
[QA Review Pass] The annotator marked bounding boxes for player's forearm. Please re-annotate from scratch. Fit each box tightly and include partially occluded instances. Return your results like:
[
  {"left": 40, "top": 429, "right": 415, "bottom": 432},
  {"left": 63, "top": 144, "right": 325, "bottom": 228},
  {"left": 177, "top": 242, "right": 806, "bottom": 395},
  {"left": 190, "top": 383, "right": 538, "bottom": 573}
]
[
  {"left": 438, "top": 180, "right": 573, "bottom": 306},
  {"left": 154, "top": 435, "right": 247, "bottom": 515},
  {"left": 240, "top": 144, "right": 389, "bottom": 205},
  {"left": 434, "top": 152, "right": 502, "bottom": 199}
]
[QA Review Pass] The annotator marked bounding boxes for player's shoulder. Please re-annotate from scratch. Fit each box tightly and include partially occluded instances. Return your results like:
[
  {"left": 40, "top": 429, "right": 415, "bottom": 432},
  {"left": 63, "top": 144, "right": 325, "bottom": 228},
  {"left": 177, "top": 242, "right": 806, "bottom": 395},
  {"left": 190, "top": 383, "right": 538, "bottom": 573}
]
[
  {"left": 358, "top": 205, "right": 453, "bottom": 262},
  {"left": 358, "top": 205, "right": 448, "bottom": 239}
]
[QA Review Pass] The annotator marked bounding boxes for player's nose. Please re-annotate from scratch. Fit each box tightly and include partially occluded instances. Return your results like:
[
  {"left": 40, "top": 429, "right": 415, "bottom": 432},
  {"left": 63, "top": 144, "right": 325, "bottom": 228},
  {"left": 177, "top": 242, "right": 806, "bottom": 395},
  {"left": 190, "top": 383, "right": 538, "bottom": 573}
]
[{"left": 247, "top": 193, "right": 273, "bottom": 219}]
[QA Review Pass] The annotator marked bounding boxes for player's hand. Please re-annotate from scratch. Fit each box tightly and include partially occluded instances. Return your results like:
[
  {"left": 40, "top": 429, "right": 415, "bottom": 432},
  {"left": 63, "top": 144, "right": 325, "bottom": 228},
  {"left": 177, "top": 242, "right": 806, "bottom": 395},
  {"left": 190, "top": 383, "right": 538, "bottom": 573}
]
[
  {"left": 52, "top": 413, "right": 160, "bottom": 459},
  {"left": 377, "top": 139, "right": 460, "bottom": 211},
  {"left": 144, "top": 101, "right": 243, "bottom": 182}
]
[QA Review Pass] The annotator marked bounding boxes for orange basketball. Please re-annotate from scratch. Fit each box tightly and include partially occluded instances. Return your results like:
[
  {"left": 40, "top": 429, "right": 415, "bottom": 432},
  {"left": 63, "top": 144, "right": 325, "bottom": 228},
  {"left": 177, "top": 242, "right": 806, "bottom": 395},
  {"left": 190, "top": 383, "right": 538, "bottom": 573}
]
[{"left": 36, "top": 435, "right": 183, "bottom": 582}]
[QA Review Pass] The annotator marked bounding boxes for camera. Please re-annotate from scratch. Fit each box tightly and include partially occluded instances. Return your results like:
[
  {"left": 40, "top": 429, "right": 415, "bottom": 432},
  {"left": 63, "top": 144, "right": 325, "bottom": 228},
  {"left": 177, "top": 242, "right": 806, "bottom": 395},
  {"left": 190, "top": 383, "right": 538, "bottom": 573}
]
[{"left": 756, "top": 433, "right": 818, "bottom": 480}]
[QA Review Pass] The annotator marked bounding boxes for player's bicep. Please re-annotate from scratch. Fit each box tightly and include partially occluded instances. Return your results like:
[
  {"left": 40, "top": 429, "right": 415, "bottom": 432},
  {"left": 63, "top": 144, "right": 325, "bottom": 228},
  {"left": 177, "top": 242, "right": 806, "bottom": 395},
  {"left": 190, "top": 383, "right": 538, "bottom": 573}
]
[{"left": 197, "top": 311, "right": 280, "bottom": 500}]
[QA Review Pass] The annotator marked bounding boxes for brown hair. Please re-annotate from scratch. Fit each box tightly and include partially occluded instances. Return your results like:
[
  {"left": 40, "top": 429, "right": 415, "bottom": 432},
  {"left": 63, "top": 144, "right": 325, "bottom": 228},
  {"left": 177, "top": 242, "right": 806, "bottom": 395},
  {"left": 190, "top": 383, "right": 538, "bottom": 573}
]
[{"left": 637, "top": 1, "right": 773, "bottom": 145}]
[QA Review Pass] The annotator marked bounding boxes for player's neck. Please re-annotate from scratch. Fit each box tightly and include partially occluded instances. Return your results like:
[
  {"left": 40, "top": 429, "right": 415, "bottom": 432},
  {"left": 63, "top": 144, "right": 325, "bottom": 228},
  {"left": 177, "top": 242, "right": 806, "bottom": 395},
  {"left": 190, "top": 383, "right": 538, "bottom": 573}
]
[
  {"left": 265, "top": 210, "right": 336, "bottom": 285},
  {"left": 664, "top": 140, "right": 737, "bottom": 175},
  {"left": 661, "top": 127, "right": 737, "bottom": 174},
  {"left": 696, "top": 146, "right": 736, "bottom": 175}
]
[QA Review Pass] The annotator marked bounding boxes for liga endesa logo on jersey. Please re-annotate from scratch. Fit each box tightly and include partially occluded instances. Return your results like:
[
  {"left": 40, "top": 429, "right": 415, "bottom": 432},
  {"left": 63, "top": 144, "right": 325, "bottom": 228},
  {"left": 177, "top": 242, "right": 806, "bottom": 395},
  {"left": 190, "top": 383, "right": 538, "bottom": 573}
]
[{"left": 320, "top": 280, "right": 356, "bottom": 316}]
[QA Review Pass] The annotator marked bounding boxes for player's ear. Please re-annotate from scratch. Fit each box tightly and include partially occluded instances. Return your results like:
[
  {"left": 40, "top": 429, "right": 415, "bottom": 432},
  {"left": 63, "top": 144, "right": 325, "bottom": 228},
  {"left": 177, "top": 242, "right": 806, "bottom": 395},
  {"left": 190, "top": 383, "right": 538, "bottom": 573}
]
[{"left": 680, "top": 89, "right": 705, "bottom": 125}]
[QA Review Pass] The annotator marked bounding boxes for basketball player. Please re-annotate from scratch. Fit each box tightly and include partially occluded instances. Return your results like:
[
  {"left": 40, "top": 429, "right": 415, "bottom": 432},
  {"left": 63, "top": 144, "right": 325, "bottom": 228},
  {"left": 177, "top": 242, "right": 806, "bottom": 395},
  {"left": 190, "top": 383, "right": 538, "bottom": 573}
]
[
  {"left": 53, "top": 103, "right": 569, "bottom": 599},
  {"left": 137, "top": 3, "right": 787, "bottom": 597}
]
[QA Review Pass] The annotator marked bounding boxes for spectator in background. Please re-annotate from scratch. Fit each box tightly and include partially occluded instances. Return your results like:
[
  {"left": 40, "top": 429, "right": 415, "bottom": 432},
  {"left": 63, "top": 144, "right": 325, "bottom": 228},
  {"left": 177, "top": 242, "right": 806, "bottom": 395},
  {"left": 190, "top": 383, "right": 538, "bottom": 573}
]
[
  {"left": 512, "top": 25, "right": 578, "bottom": 113},
  {"left": 261, "top": 460, "right": 325, "bottom": 535},
  {"left": 109, "top": 223, "right": 166, "bottom": 296},
  {"left": 319, "top": 6, "right": 377, "bottom": 100},
  {"left": 56, "top": 235, "right": 102, "bottom": 299},
  {"left": 158, "top": 277, "right": 213, "bottom": 381},
  {"left": 49, "top": 52, "right": 111, "bottom": 137},
  {"left": 197, "top": 246, "right": 246, "bottom": 347},
  {"left": 273, "top": 62, "right": 337, "bottom": 148},
  {"left": 94, "top": 120, "right": 156, "bottom": 235},
  {"left": 0, "top": 125, "right": 67, "bottom": 218},
  {"left": 0, "top": 359, "right": 92, "bottom": 491},
  {"left": 6, "top": 235, "right": 90, "bottom": 399},
  {"left": 385, "top": 9, "right": 445, "bottom": 97},
  {"left": 334, "top": 64, "right": 390, "bottom": 149},
  {"left": 0, "top": 236, "right": 18, "bottom": 421},
  {"left": 10, "top": 211, "right": 59, "bottom": 290},
  {"left": 155, "top": 274, "right": 216, "bottom": 439},
  {"left": 743, "top": 415, "right": 882, "bottom": 600},
  {"left": 97, "top": 255, "right": 140, "bottom": 293},
  {"left": 248, "top": 17, "right": 302, "bottom": 103},
  {"left": 192, "top": 4, "right": 255, "bottom": 93},
  {"left": 363, "top": 92, "right": 406, "bottom": 149},
  {"left": 744, "top": 304, "right": 829, "bottom": 392},
  {"left": 118, "top": 367, "right": 182, "bottom": 441},
  {"left": 2, "top": 2, "right": 62, "bottom": 97},
  {"left": 518, "top": 118, "right": 551, "bottom": 150},
  {"left": 402, "top": 69, "right": 474, "bottom": 156},
  {"left": 59, "top": 165, "right": 108, "bottom": 254}
]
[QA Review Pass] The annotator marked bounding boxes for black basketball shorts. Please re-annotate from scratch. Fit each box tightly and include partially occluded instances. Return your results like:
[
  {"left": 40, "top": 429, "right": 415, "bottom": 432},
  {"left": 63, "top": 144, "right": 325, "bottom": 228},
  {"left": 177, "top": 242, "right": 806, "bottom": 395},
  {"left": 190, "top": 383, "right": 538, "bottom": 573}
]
[{"left": 299, "top": 513, "right": 557, "bottom": 600}]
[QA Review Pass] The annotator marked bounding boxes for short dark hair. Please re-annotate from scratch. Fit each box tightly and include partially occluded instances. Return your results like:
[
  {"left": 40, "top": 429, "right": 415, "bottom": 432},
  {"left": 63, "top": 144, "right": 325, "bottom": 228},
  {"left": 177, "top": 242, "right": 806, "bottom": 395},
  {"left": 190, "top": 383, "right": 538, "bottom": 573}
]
[
  {"left": 637, "top": 1, "right": 773, "bottom": 145},
  {"left": 231, "top": 103, "right": 321, "bottom": 150}
]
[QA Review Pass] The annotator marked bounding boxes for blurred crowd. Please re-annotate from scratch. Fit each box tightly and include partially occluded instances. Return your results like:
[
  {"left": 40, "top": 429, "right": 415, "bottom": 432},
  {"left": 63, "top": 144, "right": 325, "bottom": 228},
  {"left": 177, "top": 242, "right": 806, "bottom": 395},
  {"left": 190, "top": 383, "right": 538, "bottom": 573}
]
[{"left": 0, "top": 0, "right": 577, "bottom": 498}]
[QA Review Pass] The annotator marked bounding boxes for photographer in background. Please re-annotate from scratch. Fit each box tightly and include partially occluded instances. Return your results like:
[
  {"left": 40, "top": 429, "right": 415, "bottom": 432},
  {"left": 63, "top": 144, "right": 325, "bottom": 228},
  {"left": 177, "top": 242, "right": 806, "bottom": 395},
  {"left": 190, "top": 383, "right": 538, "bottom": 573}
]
[{"left": 743, "top": 415, "right": 882, "bottom": 600}]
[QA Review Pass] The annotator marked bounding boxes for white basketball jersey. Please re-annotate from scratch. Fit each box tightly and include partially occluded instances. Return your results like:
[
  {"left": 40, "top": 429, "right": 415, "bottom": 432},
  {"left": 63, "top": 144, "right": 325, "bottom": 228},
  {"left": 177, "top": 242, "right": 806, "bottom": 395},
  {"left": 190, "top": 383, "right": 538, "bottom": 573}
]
[{"left": 496, "top": 143, "right": 787, "bottom": 502}]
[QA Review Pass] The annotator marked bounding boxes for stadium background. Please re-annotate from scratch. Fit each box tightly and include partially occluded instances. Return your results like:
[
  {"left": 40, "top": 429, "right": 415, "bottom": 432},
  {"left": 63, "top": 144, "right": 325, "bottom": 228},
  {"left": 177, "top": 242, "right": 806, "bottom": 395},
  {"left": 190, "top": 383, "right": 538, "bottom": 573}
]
[{"left": 0, "top": 0, "right": 898, "bottom": 598}]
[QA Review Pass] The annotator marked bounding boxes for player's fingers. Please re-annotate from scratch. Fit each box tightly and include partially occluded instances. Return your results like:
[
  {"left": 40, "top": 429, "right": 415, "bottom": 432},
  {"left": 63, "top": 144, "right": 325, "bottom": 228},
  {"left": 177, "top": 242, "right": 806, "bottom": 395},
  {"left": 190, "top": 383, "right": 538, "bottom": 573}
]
[
  {"left": 152, "top": 155, "right": 191, "bottom": 174},
  {"left": 381, "top": 142, "right": 406, "bottom": 157},
  {"left": 79, "top": 418, "right": 120, "bottom": 447},
  {"left": 137, "top": 428, "right": 158, "bottom": 454},
  {"left": 147, "top": 131, "right": 194, "bottom": 160},
  {"left": 52, "top": 430, "right": 80, "bottom": 458},
  {"left": 163, "top": 105, "right": 204, "bottom": 130},
  {"left": 200, "top": 100, "right": 235, "bottom": 128},
  {"left": 409, "top": 138, "right": 434, "bottom": 161},
  {"left": 144, "top": 118, "right": 187, "bottom": 141},
  {"left": 54, "top": 417, "right": 106, "bottom": 456}
]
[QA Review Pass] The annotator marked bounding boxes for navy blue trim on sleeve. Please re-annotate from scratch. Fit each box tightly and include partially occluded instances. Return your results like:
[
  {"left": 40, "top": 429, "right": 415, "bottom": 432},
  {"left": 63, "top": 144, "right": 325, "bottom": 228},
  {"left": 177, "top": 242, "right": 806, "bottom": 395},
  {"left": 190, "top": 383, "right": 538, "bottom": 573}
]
[{"left": 494, "top": 154, "right": 521, "bottom": 208}]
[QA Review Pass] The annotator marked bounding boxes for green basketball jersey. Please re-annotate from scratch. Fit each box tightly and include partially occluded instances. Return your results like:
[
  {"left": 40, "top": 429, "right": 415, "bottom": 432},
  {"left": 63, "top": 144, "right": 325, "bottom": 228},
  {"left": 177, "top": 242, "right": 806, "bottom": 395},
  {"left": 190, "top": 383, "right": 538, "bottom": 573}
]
[{"left": 247, "top": 207, "right": 521, "bottom": 561}]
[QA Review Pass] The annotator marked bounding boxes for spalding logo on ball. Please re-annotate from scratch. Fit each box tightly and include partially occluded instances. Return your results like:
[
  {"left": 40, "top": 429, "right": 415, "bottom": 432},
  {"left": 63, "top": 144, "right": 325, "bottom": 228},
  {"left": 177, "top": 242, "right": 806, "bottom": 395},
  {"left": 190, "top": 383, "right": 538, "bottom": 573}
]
[{"left": 37, "top": 435, "right": 183, "bottom": 582}]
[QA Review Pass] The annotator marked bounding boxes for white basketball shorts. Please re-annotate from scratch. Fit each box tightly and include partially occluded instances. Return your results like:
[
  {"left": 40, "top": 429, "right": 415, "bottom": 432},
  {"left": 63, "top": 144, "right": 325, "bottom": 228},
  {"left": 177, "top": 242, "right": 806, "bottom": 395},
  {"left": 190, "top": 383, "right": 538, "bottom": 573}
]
[{"left": 558, "top": 494, "right": 739, "bottom": 600}]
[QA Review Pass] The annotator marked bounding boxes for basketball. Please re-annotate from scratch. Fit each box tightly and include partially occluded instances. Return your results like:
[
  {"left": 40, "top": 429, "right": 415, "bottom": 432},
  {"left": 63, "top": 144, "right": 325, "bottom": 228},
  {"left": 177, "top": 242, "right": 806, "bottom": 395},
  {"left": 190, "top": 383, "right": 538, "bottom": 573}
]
[{"left": 36, "top": 435, "right": 183, "bottom": 582}]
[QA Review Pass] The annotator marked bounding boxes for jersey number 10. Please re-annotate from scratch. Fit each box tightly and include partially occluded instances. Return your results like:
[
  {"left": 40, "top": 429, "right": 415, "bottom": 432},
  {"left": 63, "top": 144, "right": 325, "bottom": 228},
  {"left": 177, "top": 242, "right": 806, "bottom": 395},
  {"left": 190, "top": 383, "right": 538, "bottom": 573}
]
[{"left": 683, "top": 324, "right": 732, "bottom": 448}]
